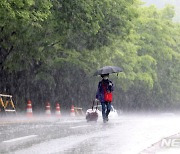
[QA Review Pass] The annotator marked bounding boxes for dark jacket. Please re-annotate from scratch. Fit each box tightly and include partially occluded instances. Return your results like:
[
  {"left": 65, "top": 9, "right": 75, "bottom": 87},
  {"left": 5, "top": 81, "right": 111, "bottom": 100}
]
[{"left": 96, "top": 79, "right": 114, "bottom": 102}]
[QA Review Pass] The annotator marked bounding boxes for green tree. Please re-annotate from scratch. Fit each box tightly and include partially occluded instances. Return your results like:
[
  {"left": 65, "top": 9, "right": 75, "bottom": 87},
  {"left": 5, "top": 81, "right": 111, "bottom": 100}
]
[{"left": 132, "top": 5, "right": 180, "bottom": 109}]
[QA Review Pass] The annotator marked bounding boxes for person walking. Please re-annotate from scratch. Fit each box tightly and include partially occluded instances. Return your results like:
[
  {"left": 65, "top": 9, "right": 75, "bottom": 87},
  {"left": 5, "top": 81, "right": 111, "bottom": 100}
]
[{"left": 95, "top": 73, "right": 114, "bottom": 123}]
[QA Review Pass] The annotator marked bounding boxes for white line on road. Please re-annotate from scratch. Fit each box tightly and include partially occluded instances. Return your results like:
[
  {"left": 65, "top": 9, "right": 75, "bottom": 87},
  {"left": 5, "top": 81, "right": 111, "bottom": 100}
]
[
  {"left": 70, "top": 125, "right": 90, "bottom": 129},
  {"left": 3, "top": 135, "right": 37, "bottom": 143}
]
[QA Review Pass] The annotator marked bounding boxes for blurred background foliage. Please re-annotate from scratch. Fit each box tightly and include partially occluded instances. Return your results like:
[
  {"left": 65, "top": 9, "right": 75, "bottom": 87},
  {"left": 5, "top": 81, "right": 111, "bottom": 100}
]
[{"left": 0, "top": 0, "right": 179, "bottom": 112}]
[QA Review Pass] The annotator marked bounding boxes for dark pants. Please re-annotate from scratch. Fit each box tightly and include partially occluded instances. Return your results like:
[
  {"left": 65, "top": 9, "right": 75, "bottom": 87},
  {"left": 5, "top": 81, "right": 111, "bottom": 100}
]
[{"left": 101, "top": 101, "right": 111, "bottom": 120}]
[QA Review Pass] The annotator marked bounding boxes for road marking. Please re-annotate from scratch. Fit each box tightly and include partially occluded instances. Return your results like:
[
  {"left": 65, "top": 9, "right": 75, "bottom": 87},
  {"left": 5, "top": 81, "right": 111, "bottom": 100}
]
[
  {"left": 3, "top": 135, "right": 37, "bottom": 143},
  {"left": 70, "top": 125, "right": 90, "bottom": 129}
]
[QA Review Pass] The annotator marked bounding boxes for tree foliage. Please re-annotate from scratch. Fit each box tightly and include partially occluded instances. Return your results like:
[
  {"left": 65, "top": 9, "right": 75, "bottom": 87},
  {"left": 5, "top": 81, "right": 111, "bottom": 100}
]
[{"left": 0, "top": 0, "right": 179, "bottom": 111}]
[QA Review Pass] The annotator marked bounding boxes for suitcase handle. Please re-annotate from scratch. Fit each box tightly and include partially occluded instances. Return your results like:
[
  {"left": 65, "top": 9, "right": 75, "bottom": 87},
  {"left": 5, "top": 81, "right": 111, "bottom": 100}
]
[{"left": 92, "top": 99, "right": 98, "bottom": 111}]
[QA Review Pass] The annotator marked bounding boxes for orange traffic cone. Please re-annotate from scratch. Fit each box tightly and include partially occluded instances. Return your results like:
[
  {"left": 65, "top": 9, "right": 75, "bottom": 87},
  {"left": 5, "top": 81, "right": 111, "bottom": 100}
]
[
  {"left": 26, "top": 100, "right": 33, "bottom": 117},
  {"left": 45, "top": 102, "right": 51, "bottom": 116},
  {"left": 55, "top": 103, "right": 61, "bottom": 117},
  {"left": 70, "top": 105, "right": 75, "bottom": 117}
]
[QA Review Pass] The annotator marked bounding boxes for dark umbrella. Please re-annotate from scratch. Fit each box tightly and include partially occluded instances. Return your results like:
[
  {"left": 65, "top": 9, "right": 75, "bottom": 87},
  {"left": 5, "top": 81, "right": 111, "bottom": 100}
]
[{"left": 93, "top": 66, "right": 123, "bottom": 76}]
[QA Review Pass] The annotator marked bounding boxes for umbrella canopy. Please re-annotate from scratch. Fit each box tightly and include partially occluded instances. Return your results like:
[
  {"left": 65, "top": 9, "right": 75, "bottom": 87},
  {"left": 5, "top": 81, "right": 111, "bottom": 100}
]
[{"left": 93, "top": 66, "right": 123, "bottom": 76}]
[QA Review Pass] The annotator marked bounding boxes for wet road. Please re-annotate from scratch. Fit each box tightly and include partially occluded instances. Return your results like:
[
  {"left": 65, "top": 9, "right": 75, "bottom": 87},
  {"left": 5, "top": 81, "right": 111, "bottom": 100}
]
[{"left": 1, "top": 114, "right": 180, "bottom": 154}]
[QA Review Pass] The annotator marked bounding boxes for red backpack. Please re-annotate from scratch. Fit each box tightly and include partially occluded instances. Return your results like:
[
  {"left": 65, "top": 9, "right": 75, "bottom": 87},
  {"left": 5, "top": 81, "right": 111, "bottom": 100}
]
[{"left": 102, "top": 82, "right": 113, "bottom": 102}]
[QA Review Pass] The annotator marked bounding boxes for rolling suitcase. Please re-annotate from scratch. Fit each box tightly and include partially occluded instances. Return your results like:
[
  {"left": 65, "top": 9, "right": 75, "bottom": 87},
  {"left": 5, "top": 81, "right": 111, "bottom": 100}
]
[{"left": 86, "top": 100, "right": 99, "bottom": 122}]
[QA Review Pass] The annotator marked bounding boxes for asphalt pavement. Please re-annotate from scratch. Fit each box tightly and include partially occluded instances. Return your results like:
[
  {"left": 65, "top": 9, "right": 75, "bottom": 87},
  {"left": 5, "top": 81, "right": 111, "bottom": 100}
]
[{"left": 1, "top": 114, "right": 180, "bottom": 154}]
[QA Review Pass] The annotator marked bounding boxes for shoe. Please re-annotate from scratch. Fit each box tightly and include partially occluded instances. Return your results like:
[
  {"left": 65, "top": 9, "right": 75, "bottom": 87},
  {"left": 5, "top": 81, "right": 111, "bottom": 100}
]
[
  {"left": 103, "top": 118, "right": 107, "bottom": 123},
  {"left": 105, "top": 115, "right": 109, "bottom": 121},
  {"left": 106, "top": 117, "right": 109, "bottom": 121}
]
